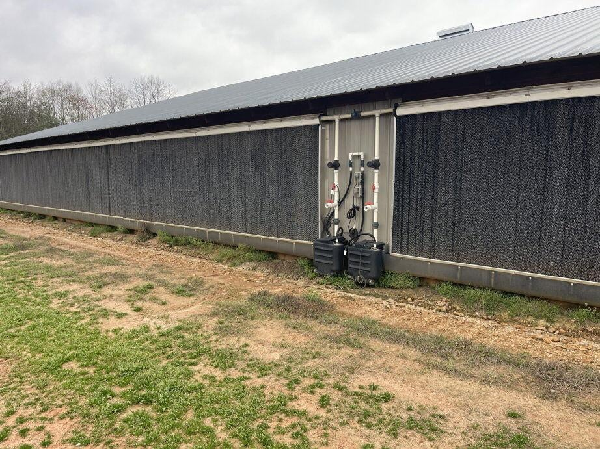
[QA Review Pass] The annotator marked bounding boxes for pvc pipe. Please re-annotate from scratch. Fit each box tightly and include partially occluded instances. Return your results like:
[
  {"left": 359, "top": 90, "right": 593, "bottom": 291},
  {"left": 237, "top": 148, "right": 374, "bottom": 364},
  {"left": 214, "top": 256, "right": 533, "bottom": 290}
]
[
  {"left": 333, "top": 117, "right": 340, "bottom": 236},
  {"left": 373, "top": 113, "right": 380, "bottom": 243}
]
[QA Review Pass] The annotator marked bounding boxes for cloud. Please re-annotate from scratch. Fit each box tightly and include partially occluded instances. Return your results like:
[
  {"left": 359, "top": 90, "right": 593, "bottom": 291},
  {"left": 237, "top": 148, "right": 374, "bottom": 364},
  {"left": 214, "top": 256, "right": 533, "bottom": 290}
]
[{"left": 0, "top": 0, "right": 597, "bottom": 95}]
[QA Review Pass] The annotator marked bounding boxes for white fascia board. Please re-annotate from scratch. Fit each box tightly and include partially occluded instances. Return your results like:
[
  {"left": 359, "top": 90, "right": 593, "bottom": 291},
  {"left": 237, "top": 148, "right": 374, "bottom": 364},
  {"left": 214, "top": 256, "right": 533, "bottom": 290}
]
[
  {"left": 396, "top": 80, "right": 600, "bottom": 116},
  {"left": 0, "top": 115, "right": 320, "bottom": 156}
]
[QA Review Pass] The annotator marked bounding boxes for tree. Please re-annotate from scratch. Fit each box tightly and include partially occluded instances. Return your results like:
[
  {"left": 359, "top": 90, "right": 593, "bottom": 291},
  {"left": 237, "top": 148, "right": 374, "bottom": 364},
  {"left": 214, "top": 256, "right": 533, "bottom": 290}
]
[
  {"left": 102, "top": 76, "right": 130, "bottom": 114},
  {"left": 38, "top": 80, "right": 92, "bottom": 125},
  {"left": 0, "top": 80, "right": 59, "bottom": 141},
  {"left": 86, "top": 77, "right": 130, "bottom": 117},
  {"left": 0, "top": 75, "right": 177, "bottom": 140},
  {"left": 129, "top": 75, "right": 175, "bottom": 107}
]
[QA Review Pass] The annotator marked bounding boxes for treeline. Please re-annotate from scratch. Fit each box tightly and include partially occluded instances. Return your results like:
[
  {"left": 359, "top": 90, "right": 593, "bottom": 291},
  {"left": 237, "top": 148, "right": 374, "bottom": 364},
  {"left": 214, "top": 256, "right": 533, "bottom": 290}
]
[{"left": 0, "top": 75, "right": 175, "bottom": 141}]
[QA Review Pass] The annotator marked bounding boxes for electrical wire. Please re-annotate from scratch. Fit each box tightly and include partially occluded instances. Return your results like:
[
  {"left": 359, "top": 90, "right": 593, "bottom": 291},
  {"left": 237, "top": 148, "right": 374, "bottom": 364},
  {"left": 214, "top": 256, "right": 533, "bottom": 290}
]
[{"left": 322, "top": 176, "right": 353, "bottom": 236}]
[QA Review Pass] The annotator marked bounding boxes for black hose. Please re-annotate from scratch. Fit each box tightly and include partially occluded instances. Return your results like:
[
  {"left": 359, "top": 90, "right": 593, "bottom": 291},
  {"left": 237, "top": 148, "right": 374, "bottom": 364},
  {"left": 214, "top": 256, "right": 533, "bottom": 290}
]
[
  {"left": 359, "top": 172, "right": 365, "bottom": 233},
  {"left": 322, "top": 174, "right": 353, "bottom": 236},
  {"left": 349, "top": 232, "right": 376, "bottom": 245}
]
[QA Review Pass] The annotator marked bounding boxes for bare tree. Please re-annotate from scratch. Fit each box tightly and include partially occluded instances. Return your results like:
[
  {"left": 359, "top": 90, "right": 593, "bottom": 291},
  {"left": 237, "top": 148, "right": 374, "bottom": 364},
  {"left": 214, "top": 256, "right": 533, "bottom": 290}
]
[
  {"left": 86, "top": 79, "right": 105, "bottom": 119},
  {"left": 0, "top": 75, "right": 177, "bottom": 140},
  {"left": 0, "top": 80, "right": 58, "bottom": 140},
  {"left": 38, "top": 80, "right": 92, "bottom": 124},
  {"left": 86, "top": 77, "right": 130, "bottom": 118},
  {"left": 102, "top": 76, "right": 130, "bottom": 114},
  {"left": 129, "top": 75, "right": 175, "bottom": 107}
]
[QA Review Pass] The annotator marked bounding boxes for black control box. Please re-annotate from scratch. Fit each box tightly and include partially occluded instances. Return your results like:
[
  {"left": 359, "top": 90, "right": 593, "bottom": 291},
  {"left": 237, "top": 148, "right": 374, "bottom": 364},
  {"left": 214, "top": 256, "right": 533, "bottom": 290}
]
[
  {"left": 347, "top": 242, "right": 384, "bottom": 282},
  {"left": 313, "top": 238, "right": 346, "bottom": 275}
]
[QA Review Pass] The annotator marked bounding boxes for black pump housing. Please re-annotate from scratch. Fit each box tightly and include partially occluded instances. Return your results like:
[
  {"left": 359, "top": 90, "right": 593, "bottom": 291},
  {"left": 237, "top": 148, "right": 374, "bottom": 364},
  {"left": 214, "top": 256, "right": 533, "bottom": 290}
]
[
  {"left": 347, "top": 241, "right": 384, "bottom": 283},
  {"left": 313, "top": 238, "right": 346, "bottom": 275}
]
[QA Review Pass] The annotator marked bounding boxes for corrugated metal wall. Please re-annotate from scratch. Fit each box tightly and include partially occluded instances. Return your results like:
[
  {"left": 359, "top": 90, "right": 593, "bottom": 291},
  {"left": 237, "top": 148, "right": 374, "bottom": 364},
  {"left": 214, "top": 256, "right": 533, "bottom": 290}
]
[
  {"left": 0, "top": 125, "right": 320, "bottom": 241},
  {"left": 393, "top": 96, "right": 600, "bottom": 282}
]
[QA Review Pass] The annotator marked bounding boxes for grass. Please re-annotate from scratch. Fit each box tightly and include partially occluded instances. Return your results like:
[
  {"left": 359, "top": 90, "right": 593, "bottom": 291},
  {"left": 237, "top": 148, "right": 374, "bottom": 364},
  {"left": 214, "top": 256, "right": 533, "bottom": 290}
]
[
  {"left": 0, "top": 270, "right": 303, "bottom": 447},
  {"left": 157, "top": 231, "right": 275, "bottom": 267},
  {"left": 88, "top": 224, "right": 118, "bottom": 237},
  {"left": 136, "top": 228, "right": 155, "bottom": 242},
  {"left": 0, "top": 427, "right": 10, "bottom": 443},
  {"left": 468, "top": 426, "right": 536, "bottom": 449},
  {"left": 245, "top": 292, "right": 600, "bottom": 401},
  {"left": 376, "top": 271, "right": 419, "bottom": 289},
  {"left": 167, "top": 278, "right": 204, "bottom": 297},
  {"left": 131, "top": 282, "right": 155, "bottom": 295},
  {"left": 297, "top": 258, "right": 419, "bottom": 290},
  {"left": 0, "top": 231, "right": 454, "bottom": 448},
  {"left": 435, "top": 282, "right": 599, "bottom": 326},
  {"left": 0, "top": 220, "right": 595, "bottom": 447}
]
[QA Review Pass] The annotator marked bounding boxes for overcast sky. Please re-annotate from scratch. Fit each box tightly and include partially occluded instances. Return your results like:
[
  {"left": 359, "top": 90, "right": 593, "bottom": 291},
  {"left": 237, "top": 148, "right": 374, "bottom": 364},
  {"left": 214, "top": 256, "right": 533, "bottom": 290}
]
[{"left": 1, "top": 0, "right": 598, "bottom": 95}]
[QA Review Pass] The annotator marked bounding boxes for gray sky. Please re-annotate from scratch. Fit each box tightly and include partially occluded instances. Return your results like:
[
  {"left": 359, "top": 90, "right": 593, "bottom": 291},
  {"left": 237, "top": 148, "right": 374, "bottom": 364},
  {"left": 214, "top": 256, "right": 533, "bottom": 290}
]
[{"left": 1, "top": 0, "right": 598, "bottom": 95}]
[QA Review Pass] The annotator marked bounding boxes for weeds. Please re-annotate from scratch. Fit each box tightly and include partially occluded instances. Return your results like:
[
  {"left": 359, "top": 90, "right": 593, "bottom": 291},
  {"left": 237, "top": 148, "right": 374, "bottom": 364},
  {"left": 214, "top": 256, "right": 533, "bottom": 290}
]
[
  {"left": 213, "top": 244, "right": 275, "bottom": 267},
  {"left": 116, "top": 226, "right": 132, "bottom": 234},
  {"left": 157, "top": 231, "right": 206, "bottom": 248},
  {"left": 435, "top": 282, "right": 599, "bottom": 327},
  {"left": 88, "top": 224, "right": 118, "bottom": 237},
  {"left": 249, "top": 291, "right": 334, "bottom": 319},
  {"left": 376, "top": 271, "right": 419, "bottom": 289},
  {"left": 468, "top": 426, "right": 536, "bottom": 448},
  {"left": 157, "top": 231, "right": 275, "bottom": 266},
  {"left": 298, "top": 259, "right": 419, "bottom": 290},
  {"left": 167, "top": 278, "right": 204, "bottom": 297},
  {"left": 297, "top": 258, "right": 357, "bottom": 289},
  {"left": 137, "top": 228, "right": 155, "bottom": 242},
  {"left": 132, "top": 283, "right": 155, "bottom": 295}
]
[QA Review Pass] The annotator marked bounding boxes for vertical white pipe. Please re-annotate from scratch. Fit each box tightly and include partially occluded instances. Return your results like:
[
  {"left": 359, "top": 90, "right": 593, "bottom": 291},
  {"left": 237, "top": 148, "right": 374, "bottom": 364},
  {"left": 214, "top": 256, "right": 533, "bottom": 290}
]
[
  {"left": 333, "top": 117, "right": 340, "bottom": 236},
  {"left": 373, "top": 113, "right": 380, "bottom": 243}
]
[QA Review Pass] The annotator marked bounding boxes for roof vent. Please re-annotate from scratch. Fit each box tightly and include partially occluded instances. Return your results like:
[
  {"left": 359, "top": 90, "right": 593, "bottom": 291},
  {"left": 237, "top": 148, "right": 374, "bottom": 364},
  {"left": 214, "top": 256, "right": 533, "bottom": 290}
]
[{"left": 437, "top": 23, "right": 474, "bottom": 39}]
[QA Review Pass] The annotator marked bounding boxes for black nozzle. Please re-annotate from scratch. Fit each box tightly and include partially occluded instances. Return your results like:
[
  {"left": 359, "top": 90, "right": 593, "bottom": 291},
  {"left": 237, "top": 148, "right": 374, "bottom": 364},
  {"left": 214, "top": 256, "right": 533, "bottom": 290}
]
[
  {"left": 366, "top": 159, "right": 380, "bottom": 170},
  {"left": 327, "top": 159, "right": 341, "bottom": 170}
]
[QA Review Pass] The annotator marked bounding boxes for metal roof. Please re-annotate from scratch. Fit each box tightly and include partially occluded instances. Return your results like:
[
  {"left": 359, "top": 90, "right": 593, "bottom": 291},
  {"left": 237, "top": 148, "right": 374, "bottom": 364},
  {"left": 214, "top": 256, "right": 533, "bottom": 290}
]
[{"left": 2, "top": 6, "right": 600, "bottom": 147}]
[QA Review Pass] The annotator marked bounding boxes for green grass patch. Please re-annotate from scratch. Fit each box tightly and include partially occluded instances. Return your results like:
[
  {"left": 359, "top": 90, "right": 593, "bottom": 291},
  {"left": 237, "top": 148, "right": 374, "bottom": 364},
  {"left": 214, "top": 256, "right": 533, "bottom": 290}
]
[
  {"left": 157, "top": 231, "right": 275, "bottom": 267},
  {"left": 0, "top": 427, "right": 10, "bottom": 443},
  {"left": 376, "top": 271, "right": 419, "bottom": 289},
  {"left": 0, "top": 239, "right": 451, "bottom": 447},
  {"left": 88, "top": 224, "right": 118, "bottom": 237},
  {"left": 297, "top": 258, "right": 357, "bottom": 289},
  {"left": 131, "top": 283, "right": 155, "bottom": 295},
  {"left": 298, "top": 259, "right": 419, "bottom": 290},
  {"left": 468, "top": 426, "right": 536, "bottom": 448},
  {"left": 136, "top": 228, "right": 155, "bottom": 242},
  {"left": 0, "top": 267, "right": 311, "bottom": 447},
  {"left": 213, "top": 244, "right": 276, "bottom": 267},
  {"left": 435, "top": 282, "right": 599, "bottom": 326},
  {"left": 167, "top": 278, "right": 204, "bottom": 297}
]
